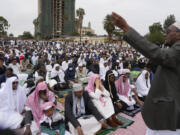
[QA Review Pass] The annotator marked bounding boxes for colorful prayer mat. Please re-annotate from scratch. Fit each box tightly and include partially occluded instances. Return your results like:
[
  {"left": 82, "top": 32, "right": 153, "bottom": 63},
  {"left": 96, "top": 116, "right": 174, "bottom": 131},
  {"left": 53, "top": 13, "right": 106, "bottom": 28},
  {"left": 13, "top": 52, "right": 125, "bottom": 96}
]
[{"left": 96, "top": 114, "right": 134, "bottom": 135}]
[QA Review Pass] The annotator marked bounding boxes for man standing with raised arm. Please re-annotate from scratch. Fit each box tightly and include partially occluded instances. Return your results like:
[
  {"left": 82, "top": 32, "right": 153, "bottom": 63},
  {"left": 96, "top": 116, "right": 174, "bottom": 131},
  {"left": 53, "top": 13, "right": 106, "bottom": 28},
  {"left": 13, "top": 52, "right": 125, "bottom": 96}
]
[{"left": 112, "top": 12, "right": 180, "bottom": 135}]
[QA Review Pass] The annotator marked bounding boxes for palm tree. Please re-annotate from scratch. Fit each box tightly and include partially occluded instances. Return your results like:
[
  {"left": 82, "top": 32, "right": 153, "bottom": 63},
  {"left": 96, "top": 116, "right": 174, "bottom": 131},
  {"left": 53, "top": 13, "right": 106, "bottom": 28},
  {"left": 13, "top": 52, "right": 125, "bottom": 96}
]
[
  {"left": 103, "top": 14, "right": 115, "bottom": 42},
  {"left": 76, "top": 8, "right": 85, "bottom": 42}
]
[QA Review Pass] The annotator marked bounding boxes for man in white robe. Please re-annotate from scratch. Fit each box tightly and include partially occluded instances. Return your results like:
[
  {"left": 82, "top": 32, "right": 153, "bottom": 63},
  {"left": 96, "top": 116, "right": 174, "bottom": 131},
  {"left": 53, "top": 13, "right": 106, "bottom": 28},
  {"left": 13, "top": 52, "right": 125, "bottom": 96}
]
[
  {"left": 0, "top": 77, "right": 27, "bottom": 130},
  {"left": 77, "top": 55, "right": 86, "bottom": 66},
  {"left": 75, "top": 64, "right": 89, "bottom": 83},
  {"left": 62, "top": 58, "right": 69, "bottom": 72},
  {"left": 9, "top": 58, "right": 21, "bottom": 75},
  {"left": 100, "top": 61, "right": 109, "bottom": 81}
]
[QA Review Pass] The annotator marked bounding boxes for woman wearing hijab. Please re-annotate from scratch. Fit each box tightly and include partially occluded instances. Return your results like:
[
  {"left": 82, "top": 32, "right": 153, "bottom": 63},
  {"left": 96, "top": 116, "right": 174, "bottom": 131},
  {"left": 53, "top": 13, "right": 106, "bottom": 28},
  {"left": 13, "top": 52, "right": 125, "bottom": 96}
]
[
  {"left": 24, "top": 82, "right": 55, "bottom": 135},
  {"left": 65, "top": 63, "right": 76, "bottom": 82},
  {"left": 104, "top": 70, "right": 128, "bottom": 114},
  {"left": 136, "top": 70, "right": 151, "bottom": 101},
  {"left": 0, "top": 77, "right": 27, "bottom": 130},
  {"left": 85, "top": 74, "right": 123, "bottom": 128},
  {"left": 51, "top": 64, "right": 71, "bottom": 90},
  {"left": 51, "top": 64, "right": 65, "bottom": 83}
]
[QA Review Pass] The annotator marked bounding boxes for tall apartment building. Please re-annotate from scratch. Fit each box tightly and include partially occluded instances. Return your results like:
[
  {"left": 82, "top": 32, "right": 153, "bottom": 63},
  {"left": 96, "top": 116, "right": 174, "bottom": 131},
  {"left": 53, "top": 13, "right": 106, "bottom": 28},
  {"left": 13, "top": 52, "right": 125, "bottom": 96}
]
[{"left": 36, "top": 0, "right": 75, "bottom": 39}]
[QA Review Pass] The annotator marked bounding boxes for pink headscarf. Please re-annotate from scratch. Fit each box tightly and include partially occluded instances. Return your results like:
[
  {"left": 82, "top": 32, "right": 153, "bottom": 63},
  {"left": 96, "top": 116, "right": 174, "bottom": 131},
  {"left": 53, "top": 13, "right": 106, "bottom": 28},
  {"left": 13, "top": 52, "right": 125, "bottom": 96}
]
[
  {"left": 85, "top": 74, "right": 106, "bottom": 106},
  {"left": 115, "top": 75, "right": 130, "bottom": 98},
  {"left": 26, "top": 82, "right": 54, "bottom": 127}
]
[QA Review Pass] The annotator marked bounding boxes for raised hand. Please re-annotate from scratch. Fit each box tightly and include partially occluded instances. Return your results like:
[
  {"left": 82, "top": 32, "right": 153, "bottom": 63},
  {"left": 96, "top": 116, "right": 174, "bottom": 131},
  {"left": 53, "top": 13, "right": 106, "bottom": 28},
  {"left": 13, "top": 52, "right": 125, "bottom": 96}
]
[{"left": 112, "top": 12, "right": 130, "bottom": 32}]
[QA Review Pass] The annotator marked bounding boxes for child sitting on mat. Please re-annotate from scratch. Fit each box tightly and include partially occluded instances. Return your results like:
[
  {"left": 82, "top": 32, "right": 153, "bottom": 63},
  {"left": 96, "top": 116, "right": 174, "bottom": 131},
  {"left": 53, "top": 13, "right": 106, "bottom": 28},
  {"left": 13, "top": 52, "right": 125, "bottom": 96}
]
[{"left": 40, "top": 101, "right": 71, "bottom": 135}]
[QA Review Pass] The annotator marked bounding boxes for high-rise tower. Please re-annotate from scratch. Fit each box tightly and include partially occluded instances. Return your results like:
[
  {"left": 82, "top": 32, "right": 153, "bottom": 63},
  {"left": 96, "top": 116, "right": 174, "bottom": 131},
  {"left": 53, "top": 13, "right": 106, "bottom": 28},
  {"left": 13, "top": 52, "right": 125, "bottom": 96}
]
[{"left": 36, "top": 0, "right": 75, "bottom": 39}]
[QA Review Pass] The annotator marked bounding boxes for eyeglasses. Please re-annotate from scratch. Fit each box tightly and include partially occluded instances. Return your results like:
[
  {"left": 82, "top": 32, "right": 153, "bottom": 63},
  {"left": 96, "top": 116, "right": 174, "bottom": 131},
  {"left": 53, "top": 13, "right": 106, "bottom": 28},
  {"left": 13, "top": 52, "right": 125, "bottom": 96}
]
[{"left": 167, "top": 28, "right": 180, "bottom": 34}]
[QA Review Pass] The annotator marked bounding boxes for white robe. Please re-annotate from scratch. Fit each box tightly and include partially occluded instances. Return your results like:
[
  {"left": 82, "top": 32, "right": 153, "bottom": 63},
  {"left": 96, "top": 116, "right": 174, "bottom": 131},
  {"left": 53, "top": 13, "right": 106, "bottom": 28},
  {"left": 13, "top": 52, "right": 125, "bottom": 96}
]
[
  {"left": 89, "top": 88, "right": 114, "bottom": 119},
  {"left": 51, "top": 64, "right": 65, "bottom": 83},
  {"left": 100, "top": 65, "right": 109, "bottom": 81},
  {"left": 31, "top": 56, "right": 38, "bottom": 66},
  {"left": 62, "top": 61, "right": 69, "bottom": 71},
  {"left": 117, "top": 81, "right": 136, "bottom": 107},
  {"left": 77, "top": 58, "right": 86, "bottom": 66},
  {"left": 146, "top": 128, "right": 180, "bottom": 135},
  {"left": 9, "top": 63, "right": 21, "bottom": 74},
  {"left": 46, "top": 65, "right": 53, "bottom": 72},
  {"left": 68, "top": 116, "right": 101, "bottom": 135},
  {"left": 136, "top": 70, "right": 151, "bottom": 97},
  {"left": 0, "top": 77, "right": 27, "bottom": 129},
  {"left": 40, "top": 110, "right": 71, "bottom": 135}
]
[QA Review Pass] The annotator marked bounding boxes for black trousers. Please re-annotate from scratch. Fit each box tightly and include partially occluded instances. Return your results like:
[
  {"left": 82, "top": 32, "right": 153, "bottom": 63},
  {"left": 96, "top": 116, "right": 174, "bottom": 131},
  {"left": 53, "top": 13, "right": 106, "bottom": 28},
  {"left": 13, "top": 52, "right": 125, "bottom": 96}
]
[{"left": 113, "top": 101, "right": 128, "bottom": 114}]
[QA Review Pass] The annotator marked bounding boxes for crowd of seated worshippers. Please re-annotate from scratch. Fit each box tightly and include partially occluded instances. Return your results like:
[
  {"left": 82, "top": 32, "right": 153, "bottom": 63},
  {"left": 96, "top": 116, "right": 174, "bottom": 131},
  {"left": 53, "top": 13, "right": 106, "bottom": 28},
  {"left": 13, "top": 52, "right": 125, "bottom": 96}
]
[{"left": 0, "top": 43, "right": 153, "bottom": 135}]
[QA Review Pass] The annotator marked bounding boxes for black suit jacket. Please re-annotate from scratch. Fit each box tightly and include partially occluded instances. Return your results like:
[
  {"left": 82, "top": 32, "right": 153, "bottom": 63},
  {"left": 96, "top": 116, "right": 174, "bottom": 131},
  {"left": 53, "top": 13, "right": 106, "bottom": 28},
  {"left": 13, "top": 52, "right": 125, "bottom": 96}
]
[
  {"left": 124, "top": 28, "right": 180, "bottom": 131},
  {"left": 65, "top": 91, "right": 104, "bottom": 128}
]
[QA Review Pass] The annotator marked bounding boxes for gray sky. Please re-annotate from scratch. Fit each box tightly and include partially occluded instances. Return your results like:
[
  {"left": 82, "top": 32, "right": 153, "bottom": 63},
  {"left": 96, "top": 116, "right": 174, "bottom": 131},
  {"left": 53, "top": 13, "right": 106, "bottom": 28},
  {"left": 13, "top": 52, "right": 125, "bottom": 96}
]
[{"left": 0, "top": 0, "right": 180, "bottom": 36}]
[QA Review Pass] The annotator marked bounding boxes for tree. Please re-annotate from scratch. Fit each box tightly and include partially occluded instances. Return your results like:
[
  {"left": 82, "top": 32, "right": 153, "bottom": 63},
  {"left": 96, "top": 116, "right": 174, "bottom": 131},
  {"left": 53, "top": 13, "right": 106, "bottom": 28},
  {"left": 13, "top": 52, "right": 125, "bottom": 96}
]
[
  {"left": 149, "top": 22, "right": 163, "bottom": 33},
  {"left": 145, "top": 22, "right": 165, "bottom": 45},
  {"left": 20, "top": 31, "right": 33, "bottom": 39},
  {"left": 9, "top": 33, "right": 14, "bottom": 37},
  {"left": 71, "top": 31, "right": 80, "bottom": 36},
  {"left": 103, "top": 14, "right": 115, "bottom": 41},
  {"left": 76, "top": 8, "right": 85, "bottom": 42},
  {"left": 163, "top": 15, "right": 176, "bottom": 33},
  {"left": 0, "top": 16, "right": 10, "bottom": 37},
  {"left": 86, "top": 31, "right": 95, "bottom": 37},
  {"left": 113, "top": 29, "right": 124, "bottom": 44}
]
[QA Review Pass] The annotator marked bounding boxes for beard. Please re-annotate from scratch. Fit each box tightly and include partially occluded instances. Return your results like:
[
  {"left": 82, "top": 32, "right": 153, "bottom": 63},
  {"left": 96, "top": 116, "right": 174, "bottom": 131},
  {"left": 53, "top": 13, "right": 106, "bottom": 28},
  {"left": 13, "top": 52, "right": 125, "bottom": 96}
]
[{"left": 164, "top": 40, "right": 173, "bottom": 47}]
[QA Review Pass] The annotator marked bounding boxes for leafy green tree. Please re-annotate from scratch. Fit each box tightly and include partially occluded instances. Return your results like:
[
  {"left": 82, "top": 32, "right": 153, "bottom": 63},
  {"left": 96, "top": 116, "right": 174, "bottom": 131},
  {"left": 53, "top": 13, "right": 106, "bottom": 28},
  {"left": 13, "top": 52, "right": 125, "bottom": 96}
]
[
  {"left": 145, "top": 22, "right": 165, "bottom": 45},
  {"left": 145, "top": 31, "right": 164, "bottom": 45},
  {"left": 20, "top": 31, "right": 33, "bottom": 39},
  {"left": 149, "top": 22, "right": 163, "bottom": 33},
  {"left": 163, "top": 15, "right": 176, "bottom": 33},
  {"left": 9, "top": 33, "right": 14, "bottom": 37},
  {"left": 86, "top": 31, "right": 95, "bottom": 37},
  {"left": 71, "top": 31, "right": 80, "bottom": 36},
  {"left": 0, "top": 16, "right": 10, "bottom": 37},
  {"left": 113, "top": 29, "right": 124, "bottom": 44},
  {"left": 103, "top": 14, "right": 115, "bottom": 41}
]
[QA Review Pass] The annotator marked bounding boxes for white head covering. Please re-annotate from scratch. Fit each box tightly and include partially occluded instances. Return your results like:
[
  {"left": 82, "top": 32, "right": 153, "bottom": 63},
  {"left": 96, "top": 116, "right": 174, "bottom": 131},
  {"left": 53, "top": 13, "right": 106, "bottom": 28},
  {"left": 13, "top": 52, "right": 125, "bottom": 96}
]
[
  {"left": 78, "top": 63, "right": 83, "bottom": 67},
  {"left": 51, "top": 64, "right": 60, "bottom": 78},
  {"left": 104, "top": 60, "right": 108, "bottom": 64},
  {"left": 0, "top": 77, "right": 27, "bottom": 113},
  {"left": 35, "top": 76, "right": 44, "bottom": 83},
  {"left": 122, "top": 69, "right": 130, "bottom": 74},
  {"left": 49, "top": 79, "right": 57, "bottom": 88},
  {"left": 135, "top": 70, "right": 151, "bottom": 97},
  {"left": 173, "top": 21, "right": 180, "bottom": 30},
  {"left": 44, "top": 106, "right": 53, "bottom": 111},
  {"left": 116, "top": 60, "right": 120, "bottom": 63},
  {"left": 73, "top": 83, "right": 83, "bottom": 92},
  {"left": 139, "top": 55, "right": 145, "bottom": 60}
]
